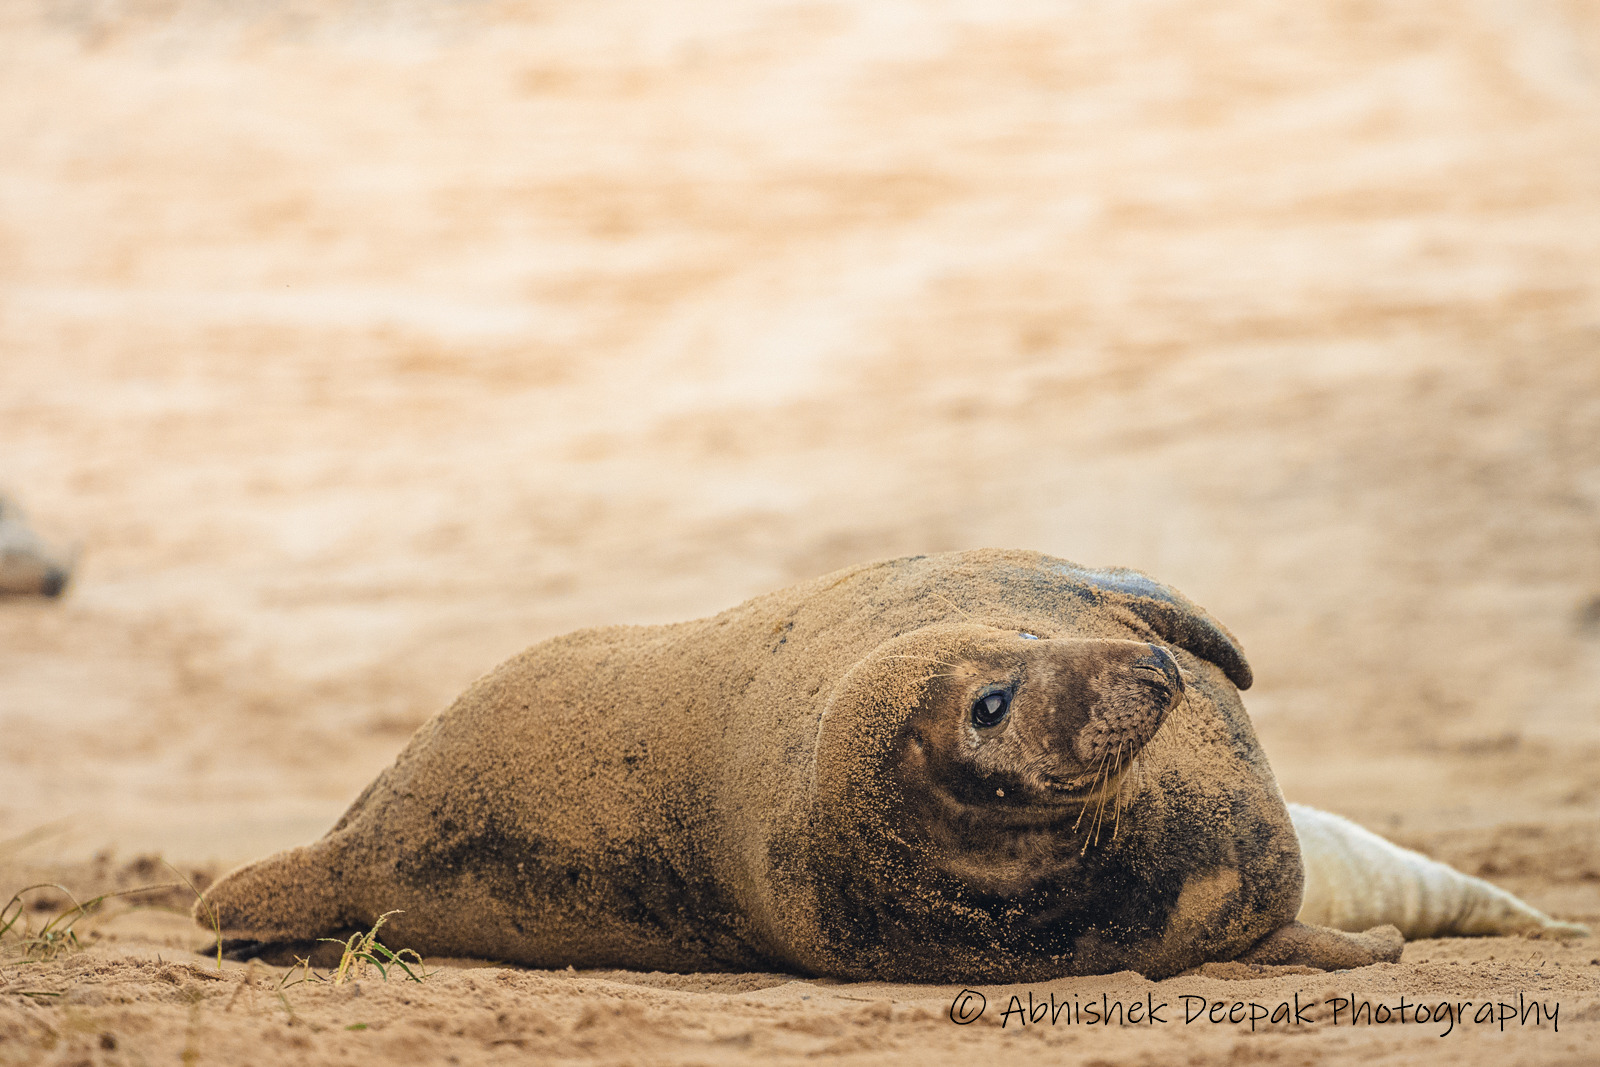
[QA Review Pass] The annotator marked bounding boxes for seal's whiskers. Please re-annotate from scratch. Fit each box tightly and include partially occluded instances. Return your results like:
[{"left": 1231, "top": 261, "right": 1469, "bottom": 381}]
[
  {"left": 1091, "top": 742, "right": 1125, "bottom": 846},
  {"left": 927, "top": 591, "right": 975, "bottom": 622},
  {"left": 1111, "top": 748, "right": 1141, "bottom": 841},
  {"left": 885, "top": 655, "right": 968, "bottom": 695},
  {"left": 1072, "top": 747, "right": 1114, "bottom": 835},
  {"left": 883, "top": 654, "right": 962, "bottom": 668}
]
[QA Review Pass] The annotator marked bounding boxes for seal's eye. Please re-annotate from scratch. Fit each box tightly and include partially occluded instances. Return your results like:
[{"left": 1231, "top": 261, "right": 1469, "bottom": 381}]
[{"left": 971, "top": 688, "right": 1012, "bottom": 729}]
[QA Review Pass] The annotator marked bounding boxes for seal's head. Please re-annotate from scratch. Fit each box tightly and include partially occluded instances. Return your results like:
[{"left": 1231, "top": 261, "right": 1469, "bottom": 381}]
[
  {"left": 793, "top": 554, "right": 1300, "bottom": 981},
  {"left": 879, "top": 631, "right": 1192, "bottom": 896},
  {"left": 904, "top": 635, "right": 1184, "bottom": 810}
]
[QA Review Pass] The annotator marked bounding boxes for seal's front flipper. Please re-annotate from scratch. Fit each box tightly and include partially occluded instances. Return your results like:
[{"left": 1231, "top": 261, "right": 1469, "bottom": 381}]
[
  {"left": 194, "top": 838, "right": 356, "bottom": 944},
  {"left": 1236, "top": 921, "right": 1403, "bottom": 970}
]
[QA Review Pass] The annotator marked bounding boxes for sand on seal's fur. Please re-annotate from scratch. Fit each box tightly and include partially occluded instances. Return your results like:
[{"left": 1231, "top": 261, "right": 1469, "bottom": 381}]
[{"left": 199, "top": 549, "right": 1412, "bottom": 981}]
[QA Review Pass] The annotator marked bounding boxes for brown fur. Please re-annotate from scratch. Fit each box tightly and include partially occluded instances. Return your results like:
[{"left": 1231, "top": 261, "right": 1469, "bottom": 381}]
[{"left": 198, "top": 549, "right": 1397, "bottom": 980}]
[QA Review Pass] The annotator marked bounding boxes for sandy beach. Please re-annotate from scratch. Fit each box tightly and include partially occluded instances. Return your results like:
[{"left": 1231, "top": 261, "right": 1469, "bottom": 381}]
[{"left": 3, "top": 0, "right": 1599, "bottom": 1062}]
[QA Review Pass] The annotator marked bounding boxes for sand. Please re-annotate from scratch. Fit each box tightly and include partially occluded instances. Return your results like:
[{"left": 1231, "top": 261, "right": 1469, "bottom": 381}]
[{"left": 1, "top": 0, "right": 1597, "bottom": 1062}]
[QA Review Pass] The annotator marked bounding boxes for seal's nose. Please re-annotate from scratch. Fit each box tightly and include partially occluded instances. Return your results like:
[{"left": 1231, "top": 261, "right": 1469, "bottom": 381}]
[
  {"left": 1131, "top": 645, "right": 1183, "bottom": 695},
  {"left": 1070, "top": 645, "right": 1183, "bottom": 764}
]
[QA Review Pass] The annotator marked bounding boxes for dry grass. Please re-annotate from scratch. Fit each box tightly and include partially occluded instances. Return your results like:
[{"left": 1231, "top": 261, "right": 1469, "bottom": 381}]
[{"left": 0, "top": 880, "right": 180, "bottom": 965}]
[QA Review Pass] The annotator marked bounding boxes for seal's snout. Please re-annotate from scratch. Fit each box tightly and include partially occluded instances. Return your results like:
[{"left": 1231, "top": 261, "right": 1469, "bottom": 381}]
[{"left": 1071, "top": 643, "right": 1183, "bottom": 764}]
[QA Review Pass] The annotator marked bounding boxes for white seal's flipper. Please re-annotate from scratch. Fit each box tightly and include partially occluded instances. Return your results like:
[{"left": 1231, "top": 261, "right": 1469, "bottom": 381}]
[{"left": 1291, "top": 803, "right": 1589, "bottom": 940}]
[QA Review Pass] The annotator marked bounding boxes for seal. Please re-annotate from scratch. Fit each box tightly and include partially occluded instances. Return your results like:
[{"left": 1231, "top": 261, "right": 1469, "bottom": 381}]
[
  {"left": 0, "top": 494, "right": 71, "bottom": 598},
  {"left": 1293, "top": 804, "right": 1588, "bottom": 940},
  {"left": 198, "top": 548, "right": 1402, "bottom": 980}
]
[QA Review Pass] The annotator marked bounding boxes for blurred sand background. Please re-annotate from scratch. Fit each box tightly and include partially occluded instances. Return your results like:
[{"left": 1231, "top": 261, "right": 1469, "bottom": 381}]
[{"left": 2, "top": 0, "right": 1599, "bottom": 1063}]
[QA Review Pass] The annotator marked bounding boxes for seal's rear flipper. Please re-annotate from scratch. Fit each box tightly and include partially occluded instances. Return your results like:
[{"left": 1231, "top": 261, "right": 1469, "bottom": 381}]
[
  {"left": 194, "top": 840, "right": 355, "bottom": 944},
  {"left": 1236, "top": 921, "right": 1403, "bottom": 970}
]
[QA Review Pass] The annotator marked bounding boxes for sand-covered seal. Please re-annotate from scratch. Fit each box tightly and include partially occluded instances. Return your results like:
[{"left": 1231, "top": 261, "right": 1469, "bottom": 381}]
[{"left": 202, "top": 549, "right": 1408, "bottom": 980}]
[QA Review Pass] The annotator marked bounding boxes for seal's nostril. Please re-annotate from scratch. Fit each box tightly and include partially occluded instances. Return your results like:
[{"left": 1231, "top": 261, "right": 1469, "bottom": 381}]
[
  {"left": 1160, "top": 655, "right": 1183, "bottom": 694},
  {"left": 1133, "top": 645, "right": 1184, "bottom": 694}
]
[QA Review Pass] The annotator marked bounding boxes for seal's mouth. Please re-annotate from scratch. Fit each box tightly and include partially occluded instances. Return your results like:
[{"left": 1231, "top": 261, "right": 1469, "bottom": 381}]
[
  {"left": 1038, "top": 723, "right": 1160, "bottom": 795},
  {"left": 1038, "top": 762, "right": 1131, "bottom": 800},
  {"left": 1041, "top": 772, "right": 1104, "bottom": 794}
]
